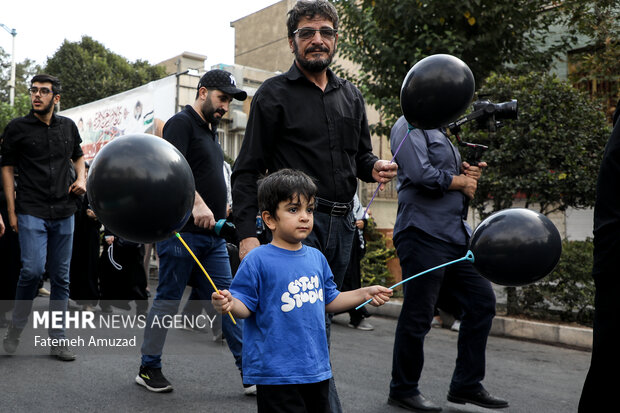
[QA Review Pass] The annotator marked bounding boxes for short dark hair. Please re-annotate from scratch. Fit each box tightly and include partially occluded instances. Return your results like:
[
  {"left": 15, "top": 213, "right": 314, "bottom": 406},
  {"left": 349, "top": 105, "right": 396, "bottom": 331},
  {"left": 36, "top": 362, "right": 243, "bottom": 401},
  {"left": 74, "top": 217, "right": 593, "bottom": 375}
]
[
  {"left": 31, "top": 74, "right": 62, "bottom": 95},
  {"left": 287, "top": 0, "right": 339, "bottom": 39},
  {"left": 258, "top": 169, "right": 317, "bottom": 219}
]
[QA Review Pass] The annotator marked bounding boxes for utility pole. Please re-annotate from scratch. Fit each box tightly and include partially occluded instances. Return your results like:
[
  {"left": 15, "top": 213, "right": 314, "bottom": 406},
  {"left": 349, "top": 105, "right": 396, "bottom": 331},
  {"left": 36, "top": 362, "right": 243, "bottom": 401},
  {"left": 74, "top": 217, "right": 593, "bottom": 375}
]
[{"left": 0, "top": 23, "right": 17, "bottom": 106}]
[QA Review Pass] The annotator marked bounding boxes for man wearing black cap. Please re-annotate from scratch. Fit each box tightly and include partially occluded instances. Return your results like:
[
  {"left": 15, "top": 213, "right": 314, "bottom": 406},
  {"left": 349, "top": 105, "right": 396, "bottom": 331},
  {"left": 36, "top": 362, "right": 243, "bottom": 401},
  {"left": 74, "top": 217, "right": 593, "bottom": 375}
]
[{"left": 136, "top": 69, "right": 253, "bottom": 395}]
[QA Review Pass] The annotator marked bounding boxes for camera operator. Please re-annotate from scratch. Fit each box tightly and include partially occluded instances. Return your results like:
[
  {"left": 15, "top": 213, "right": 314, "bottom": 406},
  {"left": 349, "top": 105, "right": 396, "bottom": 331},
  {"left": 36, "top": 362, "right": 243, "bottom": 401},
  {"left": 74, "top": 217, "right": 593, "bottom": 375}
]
[{"left": 387, "top": 115, "right": 509, "bottom": 411}]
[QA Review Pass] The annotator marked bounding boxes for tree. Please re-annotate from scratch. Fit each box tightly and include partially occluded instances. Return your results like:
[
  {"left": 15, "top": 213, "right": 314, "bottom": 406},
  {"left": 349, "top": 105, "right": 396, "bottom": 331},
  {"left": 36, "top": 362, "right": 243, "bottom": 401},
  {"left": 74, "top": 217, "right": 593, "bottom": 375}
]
[
  {"left": 0, "top": 94, "right": 31, "bottom": 132},
  {"left": 461, "top": 71, "right": 610, "bottom": 218},
  {"left": 333, "top": 0, "right": 576, "bottom": 137},
  {"left": 44, "top": 36, "right": 166, "bottom": 109},
  {"left": 0, "top": 48, "right": 40, "bottom": 131},
  {"left": 563, "top": 1, "right": 620, "bottom": 122}
]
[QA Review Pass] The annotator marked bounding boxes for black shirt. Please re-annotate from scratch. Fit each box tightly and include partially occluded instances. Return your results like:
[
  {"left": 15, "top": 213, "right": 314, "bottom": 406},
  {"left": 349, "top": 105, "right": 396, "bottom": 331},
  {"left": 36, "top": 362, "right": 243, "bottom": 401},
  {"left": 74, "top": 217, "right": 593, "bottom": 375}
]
[
  {"left": 592, "top": 120, "right": 620, "bottom": 275},
  {"left": 1, "top": 110, "right": 83, "bottom": 219},
  {"left": 163, "top": 105, "right": 227, "bottom": 234},
  {"left": 232, "top": 63, "right": 378, "bottom": 239}
]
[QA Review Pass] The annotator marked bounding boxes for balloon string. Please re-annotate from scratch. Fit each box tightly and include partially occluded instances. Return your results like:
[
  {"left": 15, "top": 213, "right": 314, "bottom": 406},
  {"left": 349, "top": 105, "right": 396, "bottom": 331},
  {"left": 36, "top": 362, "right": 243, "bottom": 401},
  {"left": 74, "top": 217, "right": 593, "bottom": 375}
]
[
  {"left": 355, "top": 250, "right": 474, "bottom": 310},
  {"left": 363, "top": 125, "right": 414, "bottom": 218},
  {"left": 175, "top": 232, "right": 236, "bottom": 325}
]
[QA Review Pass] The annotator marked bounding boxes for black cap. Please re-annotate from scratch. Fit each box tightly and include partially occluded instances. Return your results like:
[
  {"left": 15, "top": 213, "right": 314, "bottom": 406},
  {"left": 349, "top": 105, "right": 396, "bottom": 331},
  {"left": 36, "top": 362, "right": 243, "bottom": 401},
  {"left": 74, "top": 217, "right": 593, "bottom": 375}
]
[{"left": 198, "top": 69, "right": 247, "bottom": 101}]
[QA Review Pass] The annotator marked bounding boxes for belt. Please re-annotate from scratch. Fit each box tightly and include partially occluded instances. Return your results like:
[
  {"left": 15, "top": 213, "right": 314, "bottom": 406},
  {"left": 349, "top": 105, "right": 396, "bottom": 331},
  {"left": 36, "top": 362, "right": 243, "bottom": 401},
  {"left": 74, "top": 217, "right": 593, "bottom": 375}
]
[{"left": 315, "top": 197, "right": 353, "bottom": 217}]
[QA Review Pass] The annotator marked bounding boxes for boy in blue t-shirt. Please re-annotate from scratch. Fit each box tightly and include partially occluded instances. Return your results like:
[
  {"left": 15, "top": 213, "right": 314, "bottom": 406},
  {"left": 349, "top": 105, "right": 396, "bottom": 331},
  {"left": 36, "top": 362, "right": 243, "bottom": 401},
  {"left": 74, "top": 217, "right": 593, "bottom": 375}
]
[{"left": 212, "top": 168, "right": 392, "bottom": 412}]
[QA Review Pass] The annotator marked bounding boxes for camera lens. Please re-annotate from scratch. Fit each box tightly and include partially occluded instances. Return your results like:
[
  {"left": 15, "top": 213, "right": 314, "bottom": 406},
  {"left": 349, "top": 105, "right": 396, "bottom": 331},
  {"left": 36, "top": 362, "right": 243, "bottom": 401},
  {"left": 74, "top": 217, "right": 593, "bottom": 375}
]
[{"left": 495, "top": 99, "right": 518, "bottom": 120}]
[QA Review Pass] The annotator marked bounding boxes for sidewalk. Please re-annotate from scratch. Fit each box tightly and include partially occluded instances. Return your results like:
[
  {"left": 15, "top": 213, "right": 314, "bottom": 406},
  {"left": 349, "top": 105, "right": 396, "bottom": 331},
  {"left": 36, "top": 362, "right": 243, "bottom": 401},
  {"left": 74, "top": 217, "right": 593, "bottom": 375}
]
[{"left": 366, "top": 298, "right": 593, "bottom": 350}]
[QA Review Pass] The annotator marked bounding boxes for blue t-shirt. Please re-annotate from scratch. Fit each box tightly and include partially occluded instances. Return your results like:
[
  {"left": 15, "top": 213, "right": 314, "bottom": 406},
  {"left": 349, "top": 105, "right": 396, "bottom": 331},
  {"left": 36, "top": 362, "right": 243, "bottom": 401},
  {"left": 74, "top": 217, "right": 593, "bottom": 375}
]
[{"left": 230, "top": 243, "right": 340, "bottom": 385}]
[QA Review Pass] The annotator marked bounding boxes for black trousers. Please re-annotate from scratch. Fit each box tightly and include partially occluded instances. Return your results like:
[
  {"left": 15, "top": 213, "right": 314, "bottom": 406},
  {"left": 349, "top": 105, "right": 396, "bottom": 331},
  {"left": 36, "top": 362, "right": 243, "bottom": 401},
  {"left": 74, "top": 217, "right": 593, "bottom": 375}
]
[
  {"left": 257, "top": 379, "right": 330, "bottom": 413},
  {"left": 578, "top": 272, "right": 620, "bottom": 411},
  {"left": 390, "top": 227, "right": 496, "bottom": 397}
]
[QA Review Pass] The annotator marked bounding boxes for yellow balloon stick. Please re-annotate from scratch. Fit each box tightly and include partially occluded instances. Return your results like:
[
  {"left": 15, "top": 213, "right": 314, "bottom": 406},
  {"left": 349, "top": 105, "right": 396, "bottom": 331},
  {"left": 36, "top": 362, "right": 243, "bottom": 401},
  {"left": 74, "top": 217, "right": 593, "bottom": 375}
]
[{"left": 175, "top": 232, "right": 236, "bottom": 325}]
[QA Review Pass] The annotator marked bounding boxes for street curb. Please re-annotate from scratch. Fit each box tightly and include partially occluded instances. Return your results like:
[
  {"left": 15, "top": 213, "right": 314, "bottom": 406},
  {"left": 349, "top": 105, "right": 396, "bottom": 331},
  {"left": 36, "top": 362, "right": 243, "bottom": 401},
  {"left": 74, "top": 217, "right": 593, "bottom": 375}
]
[{"left": 365, "top": 300, "right": 593, "bottom": 351}]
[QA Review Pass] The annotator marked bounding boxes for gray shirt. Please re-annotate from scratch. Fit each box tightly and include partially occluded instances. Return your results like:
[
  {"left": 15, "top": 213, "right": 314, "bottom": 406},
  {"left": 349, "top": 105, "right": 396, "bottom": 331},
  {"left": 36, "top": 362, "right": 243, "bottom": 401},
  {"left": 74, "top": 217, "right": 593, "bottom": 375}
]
[{"left": 390, "top": 116, "right": 471, "bottom": 245}]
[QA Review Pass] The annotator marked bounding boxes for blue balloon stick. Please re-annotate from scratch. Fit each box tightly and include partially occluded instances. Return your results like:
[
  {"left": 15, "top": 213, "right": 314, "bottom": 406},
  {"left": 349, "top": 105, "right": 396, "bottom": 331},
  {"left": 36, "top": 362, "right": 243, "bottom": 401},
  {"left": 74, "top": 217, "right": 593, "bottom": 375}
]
[{"left": 355, "top": 250, "right": 475, "bottom": 310}]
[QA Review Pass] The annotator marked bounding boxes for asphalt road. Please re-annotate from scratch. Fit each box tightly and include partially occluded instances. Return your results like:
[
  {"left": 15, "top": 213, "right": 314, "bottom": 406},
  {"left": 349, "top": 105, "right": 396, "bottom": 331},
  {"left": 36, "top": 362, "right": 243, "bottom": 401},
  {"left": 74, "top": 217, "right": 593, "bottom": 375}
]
[{"left": 0, "top": 294, "right": 590, "bottom": 413}]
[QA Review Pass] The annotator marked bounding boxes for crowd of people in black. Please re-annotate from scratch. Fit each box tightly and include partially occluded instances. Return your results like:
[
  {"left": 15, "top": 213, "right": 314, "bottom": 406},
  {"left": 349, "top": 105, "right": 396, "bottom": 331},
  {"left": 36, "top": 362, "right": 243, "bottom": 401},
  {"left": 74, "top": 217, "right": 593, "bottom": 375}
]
[{"left": 0, "top": 163, "right": 153, "bottom": 322}]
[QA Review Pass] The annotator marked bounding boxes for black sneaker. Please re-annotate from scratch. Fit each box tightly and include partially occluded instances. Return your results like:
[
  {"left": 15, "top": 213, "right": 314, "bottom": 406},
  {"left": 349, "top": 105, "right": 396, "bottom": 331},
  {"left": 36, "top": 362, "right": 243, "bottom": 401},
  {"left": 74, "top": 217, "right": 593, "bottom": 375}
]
[
  {"left": 3, "top": 324, "right": 23, "bottom": 354},
  {"left": 50, "top": 344, "right": 76, "bottom": 361},
  {"left": 135, "top": 365, "right": 173, "bottom": 392}
]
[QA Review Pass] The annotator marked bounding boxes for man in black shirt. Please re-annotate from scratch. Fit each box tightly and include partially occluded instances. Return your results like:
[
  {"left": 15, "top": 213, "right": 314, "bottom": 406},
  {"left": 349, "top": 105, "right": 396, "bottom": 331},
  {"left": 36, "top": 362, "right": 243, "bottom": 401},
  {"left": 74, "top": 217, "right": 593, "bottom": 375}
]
[
  {"left": 137, "top": 69, "right": 252, "bottom": 394},
  {"left": 578, "top": 102, "right": 620, "bottom": 411},
  {"left": 232, "top": 1, "right": 397, "bottom": 411},
  {"left": 233, "top": 0, "right": 396, "bottom": 283},
  {"left": 1, "top": 74, "right": 86, "bottom": 361}
]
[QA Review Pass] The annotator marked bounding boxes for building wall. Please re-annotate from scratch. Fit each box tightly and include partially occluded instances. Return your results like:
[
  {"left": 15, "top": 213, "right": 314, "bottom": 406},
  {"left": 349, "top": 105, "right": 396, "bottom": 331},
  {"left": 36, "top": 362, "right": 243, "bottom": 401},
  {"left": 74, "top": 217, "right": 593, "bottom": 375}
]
[
  {"left": 231, "top": 0, "right": 296, "bottom": 74},
  {"left": 157, "top": 51, "right": 208, "bottom": 75}
]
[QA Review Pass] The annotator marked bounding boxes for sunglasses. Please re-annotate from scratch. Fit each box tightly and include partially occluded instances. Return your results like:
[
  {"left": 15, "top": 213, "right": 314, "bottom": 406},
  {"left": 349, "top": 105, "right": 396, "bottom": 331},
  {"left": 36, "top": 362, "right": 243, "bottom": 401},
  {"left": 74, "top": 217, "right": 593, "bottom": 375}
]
[{"left": 293, "top": 28, "right": 338, "bottom": 40}]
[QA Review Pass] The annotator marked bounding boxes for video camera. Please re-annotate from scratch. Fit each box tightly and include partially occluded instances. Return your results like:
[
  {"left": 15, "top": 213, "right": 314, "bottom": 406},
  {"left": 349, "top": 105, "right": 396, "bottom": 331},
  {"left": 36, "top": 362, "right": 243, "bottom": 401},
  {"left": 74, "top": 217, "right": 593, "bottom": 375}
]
[
  {"left": 447, "top": 97, "right": 518, "bottom": 163},
  {"left": 471, "top": 99, "right": 518, "bottom": 132}
]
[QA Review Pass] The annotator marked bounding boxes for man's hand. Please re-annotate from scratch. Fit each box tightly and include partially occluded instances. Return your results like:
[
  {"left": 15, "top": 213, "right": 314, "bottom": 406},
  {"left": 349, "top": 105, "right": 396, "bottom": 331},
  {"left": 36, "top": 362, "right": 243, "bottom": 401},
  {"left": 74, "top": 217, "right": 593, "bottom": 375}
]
[
  {"left": 192, "top": 200, "right": 215, "bottom": 229},
  {"left": 452, "top": 174, "right": 478, "bottom": 200},
  {"left": 372, "top": 160, "right": 398, "bottom": 190},
  {"left": 7, "top": 210, "right": 18, "bottom": 233},
  {"left": 462, "top": 161, "right": 487, "bottom": 181},
  {"left": 239, "top": 237, "right": 260, "bottom": 260},
  {"left": 69, "top": 177, "right": 87, "bottom": 195}
]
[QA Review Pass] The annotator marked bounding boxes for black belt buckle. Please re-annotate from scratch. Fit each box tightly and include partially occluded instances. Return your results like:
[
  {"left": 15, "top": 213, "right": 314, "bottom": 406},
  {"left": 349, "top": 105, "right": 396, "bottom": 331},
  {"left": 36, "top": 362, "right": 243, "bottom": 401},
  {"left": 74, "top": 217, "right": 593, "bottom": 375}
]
[
  {"left": 316, "top": 197, "right": 351, "bottom": 217},
  {"left": 329, "top": 203, "right": 349, "bottom": 216}
]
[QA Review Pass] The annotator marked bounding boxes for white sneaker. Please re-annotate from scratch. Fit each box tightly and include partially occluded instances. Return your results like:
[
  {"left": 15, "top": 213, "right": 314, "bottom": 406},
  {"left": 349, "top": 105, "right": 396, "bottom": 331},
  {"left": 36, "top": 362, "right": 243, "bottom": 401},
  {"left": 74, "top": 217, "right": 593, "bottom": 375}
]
[
  {"left": 431, "top": 316, "right": 442, "bottom": 328},
  {"left": 451, "top": 320, "right": 461, "bottom": 332},
  {"left": 348, "top": 319, "right": 374, "bottom": 331},
  {"left": 38, "top": 287, "right": 51, "bottom": 297},
  {"left": 243, "top": 384, "right": 257, "bottom": 396}
]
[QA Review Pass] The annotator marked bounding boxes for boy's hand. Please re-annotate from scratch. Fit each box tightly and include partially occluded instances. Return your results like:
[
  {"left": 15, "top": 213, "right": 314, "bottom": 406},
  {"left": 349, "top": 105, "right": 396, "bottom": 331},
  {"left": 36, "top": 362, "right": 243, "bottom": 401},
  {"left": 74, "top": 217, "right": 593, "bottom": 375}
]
[
  {"left": 365, "top": 286, "right": 393, "bottom": 307},
  {"left": 212, "top": 290, "right": 233, "bottom": 314}
]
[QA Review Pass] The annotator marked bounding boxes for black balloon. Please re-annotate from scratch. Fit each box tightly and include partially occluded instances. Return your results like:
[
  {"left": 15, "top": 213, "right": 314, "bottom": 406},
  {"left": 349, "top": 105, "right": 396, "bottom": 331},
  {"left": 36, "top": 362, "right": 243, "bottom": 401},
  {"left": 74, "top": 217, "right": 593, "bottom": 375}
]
[
  {"left": 87, "top": 134, "right": 195, "bottom": 244},
  {"left": 400, "top": 54, "right": 475, "bottom": 130},
  {"left": 469, "top": 208, "right": 562, "bottom": 286}
]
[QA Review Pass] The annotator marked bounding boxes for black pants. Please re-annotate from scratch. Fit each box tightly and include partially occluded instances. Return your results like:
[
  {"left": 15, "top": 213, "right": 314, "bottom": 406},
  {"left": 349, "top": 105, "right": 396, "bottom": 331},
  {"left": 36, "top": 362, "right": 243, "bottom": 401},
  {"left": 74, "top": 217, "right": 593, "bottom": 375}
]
[
  {"left": 257, "top": 379, "right": 331, "bottom": 413},
  {"left": 578, "top": 272, "right": 620, "bottom": 411},
  {"left": 390, "top": 228, "right": 496, "bottom": 397}
]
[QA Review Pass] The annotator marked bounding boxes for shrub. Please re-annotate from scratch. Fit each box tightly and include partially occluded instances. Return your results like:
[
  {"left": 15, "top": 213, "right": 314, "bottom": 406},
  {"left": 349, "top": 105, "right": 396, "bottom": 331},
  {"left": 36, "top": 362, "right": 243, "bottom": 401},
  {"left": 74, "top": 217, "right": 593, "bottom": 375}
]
[
  {"left": 515, "top": 239, "right": 595, "bottom": 326},
  {"left": 360, "top": 218, "right": 396, "bottom": 288}
]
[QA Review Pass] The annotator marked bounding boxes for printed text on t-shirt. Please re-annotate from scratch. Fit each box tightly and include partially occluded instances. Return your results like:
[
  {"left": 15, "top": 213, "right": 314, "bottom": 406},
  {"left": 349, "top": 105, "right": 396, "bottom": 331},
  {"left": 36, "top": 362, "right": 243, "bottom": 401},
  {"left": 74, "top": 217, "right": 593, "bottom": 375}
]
[{"left": 281, "top": 275, "right": 323, "bottom": 312}]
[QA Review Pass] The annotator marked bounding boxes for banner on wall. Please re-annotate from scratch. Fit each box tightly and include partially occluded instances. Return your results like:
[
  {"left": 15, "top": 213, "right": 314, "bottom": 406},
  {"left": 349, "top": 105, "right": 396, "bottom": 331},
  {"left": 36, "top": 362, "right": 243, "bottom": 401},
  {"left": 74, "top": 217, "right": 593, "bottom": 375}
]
[{"left": 60, "top": 75, "right": 177, "bottom": 162}]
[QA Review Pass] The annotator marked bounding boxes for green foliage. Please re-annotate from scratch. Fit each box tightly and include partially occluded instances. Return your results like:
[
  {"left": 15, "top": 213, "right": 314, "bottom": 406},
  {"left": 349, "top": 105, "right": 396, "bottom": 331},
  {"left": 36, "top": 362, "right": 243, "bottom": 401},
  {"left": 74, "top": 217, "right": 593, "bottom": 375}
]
[
  {"left": 333, "top": 0, "right": 575, "bottom": 138},
  {"left": 563, "top": 1, "right": 620, "bottom": 121},
  {"left": 464, "top": 72, "right": 610, "bottom": 218},
  {"left": 0, "top": 46, "right": 41, "bottom": 108},
  {"left": 44, "top": 36, "right": 166, "bottom": 109},
  {"left": 0, "top": 94, "right": 31, "bottom": 132},
  {"left": 514, "top": 239, "right": 595, "bottom": 326},
  {"left": 360, "top": 218, "right": 395, "bottom": 288}
]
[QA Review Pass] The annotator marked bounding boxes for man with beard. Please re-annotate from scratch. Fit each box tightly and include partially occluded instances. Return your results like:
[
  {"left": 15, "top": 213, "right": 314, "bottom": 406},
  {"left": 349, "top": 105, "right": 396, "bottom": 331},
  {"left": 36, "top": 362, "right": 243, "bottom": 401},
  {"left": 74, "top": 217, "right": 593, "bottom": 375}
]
[
  {"left": 232, "top": 1, "right": 397, "bottom": 411},
  {"left": 1, "top": 74, "right": 86, "bottom": 361},
  {"left": 136, "top": 69, "right": 254, "bottom": 395}
]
